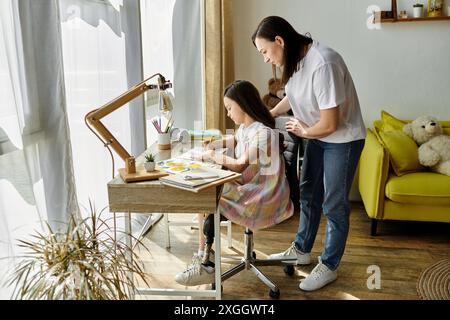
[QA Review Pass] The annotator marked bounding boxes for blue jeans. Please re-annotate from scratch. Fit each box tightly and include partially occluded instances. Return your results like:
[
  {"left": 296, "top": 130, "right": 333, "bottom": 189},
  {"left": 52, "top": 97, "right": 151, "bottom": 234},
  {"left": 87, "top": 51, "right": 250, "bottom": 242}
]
[{"left": 294, "top": 139, "right": 365, "bottom": 271}]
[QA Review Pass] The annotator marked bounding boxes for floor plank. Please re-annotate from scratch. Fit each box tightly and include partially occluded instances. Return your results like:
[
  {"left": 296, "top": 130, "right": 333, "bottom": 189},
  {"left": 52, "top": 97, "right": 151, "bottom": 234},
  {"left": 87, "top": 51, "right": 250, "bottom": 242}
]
[{"left": 135, "top": 202, "right": 450, "bottom": 300}]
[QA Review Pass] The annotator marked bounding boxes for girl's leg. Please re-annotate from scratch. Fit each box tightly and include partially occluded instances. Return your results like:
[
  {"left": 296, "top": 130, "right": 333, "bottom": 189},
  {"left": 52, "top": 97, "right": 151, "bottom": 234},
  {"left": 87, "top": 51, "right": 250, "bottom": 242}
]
[
  {"left": 197, "top": 214, "right": 206, "bottom": 257},
  {"left": 202, "top": 214, "right": 215, "bottom": 264}
]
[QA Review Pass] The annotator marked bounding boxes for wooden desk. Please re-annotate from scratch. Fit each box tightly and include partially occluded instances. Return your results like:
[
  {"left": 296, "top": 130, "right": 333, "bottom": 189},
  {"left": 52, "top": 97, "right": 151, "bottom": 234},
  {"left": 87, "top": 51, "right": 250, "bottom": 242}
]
[{"left": 108, "top": 142, "right": 235, "bottom": 299}]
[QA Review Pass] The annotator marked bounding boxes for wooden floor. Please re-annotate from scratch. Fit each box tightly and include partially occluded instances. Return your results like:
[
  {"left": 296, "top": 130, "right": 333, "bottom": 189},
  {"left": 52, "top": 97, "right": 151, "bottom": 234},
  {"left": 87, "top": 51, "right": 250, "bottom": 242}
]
[{"left": 135, "top": 202, "right": 450, "bottom": 300}]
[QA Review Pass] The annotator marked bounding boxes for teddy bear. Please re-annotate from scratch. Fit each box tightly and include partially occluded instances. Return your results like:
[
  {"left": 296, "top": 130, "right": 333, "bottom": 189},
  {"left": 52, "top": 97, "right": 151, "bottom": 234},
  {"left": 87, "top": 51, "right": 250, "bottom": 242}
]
[
  {"left": 262, "top": 77, "right": 285, "bottom": 110},
  {"left": 262, "top": 77, "right": 294, "bottom": 117},
  {"left": 403, "top": 115, "right": 450, "bottom": 176}
]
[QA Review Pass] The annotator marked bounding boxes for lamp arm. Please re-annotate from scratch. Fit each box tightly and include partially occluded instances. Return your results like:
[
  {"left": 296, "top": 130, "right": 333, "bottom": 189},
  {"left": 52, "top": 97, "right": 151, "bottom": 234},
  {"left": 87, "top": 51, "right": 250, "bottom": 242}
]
[
  {"left": 86, "top": 73, "right": 164, "bottom": 124},
  {"left": 85, "top": 73, "right": 172, "bottom": 174},
  {"left": 85, "top": 111, "right": 131, "bottom": 160}
]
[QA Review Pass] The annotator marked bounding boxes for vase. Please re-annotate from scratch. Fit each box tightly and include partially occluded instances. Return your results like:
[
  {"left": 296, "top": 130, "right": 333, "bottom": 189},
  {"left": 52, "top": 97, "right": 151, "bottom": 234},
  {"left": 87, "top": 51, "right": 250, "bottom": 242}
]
[{"left": 413, "top": 6, "right": 423, "bottom": 17}]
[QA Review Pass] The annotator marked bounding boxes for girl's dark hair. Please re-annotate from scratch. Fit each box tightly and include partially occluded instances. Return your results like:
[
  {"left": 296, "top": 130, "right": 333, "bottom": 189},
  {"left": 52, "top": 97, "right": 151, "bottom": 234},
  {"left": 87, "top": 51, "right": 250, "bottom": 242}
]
[
  {"left": 224, "top": 80, "right": 284, "bottom": 153},
  {"left": 251, "top": 16, "right": 312, "bottom": 85},
  {"left": 224, "top": 80, "right": 275, "bottom": 129}
]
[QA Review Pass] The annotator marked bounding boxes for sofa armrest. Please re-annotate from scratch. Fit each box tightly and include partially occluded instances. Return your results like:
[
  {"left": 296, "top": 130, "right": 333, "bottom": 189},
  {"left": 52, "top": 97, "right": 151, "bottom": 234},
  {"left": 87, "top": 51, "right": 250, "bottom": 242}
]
[{"left": 359, "top": 129, "right": 390, "bottom": 219}]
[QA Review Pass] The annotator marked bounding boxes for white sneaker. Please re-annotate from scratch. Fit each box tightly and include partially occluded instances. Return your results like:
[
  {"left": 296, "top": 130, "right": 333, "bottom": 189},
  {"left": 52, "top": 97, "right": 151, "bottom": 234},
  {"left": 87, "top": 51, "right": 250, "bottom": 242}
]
[
  {"left": 268, "top": 242, "right": 311, "bottom": 265},
  {"left": 175, "top": 254, "right": 215, "bottom": 286},
  {"left": 299, "top": 258, "right": 337, "bottom": 291}
]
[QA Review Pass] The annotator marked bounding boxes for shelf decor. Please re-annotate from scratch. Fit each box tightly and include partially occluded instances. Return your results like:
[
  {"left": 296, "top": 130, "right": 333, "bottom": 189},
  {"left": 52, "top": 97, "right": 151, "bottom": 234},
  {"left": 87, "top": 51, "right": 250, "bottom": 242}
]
[
  {"left": 374, "top": 0, "right": 450, "bottom": 23},
  {"left": 427, "top": 0, "right": 444, "bottom": 17}
]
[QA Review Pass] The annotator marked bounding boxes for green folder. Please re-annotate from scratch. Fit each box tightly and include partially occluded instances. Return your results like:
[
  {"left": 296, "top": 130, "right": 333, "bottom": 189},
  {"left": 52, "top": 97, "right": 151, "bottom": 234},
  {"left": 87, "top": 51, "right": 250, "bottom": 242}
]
[{"left": 188, "top": 129, "right": 222, "bottom": 140}]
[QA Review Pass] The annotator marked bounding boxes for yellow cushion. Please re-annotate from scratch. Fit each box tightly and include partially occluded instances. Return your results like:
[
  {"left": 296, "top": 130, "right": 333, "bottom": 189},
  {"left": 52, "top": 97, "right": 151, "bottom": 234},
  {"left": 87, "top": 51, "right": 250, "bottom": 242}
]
[
  {"left": 381, "top": 110, "right": 450, "bottom": 131},
  {"left": 378, "top": 130, "right": 424, "bottom": 176},
  {"left": 381, "top": 110, "right": 408, "bottom": 131},
  {"left": 386, "top": 172, "right": 450, "bottom": 206}
]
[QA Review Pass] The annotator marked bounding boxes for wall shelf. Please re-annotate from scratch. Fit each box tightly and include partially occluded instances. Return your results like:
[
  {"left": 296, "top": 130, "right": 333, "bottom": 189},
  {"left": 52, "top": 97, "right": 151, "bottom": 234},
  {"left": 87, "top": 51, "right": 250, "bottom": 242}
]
[
  {"left": 377, "top": 15, "right": 450, "bottom": 23},
  {"left": 374, "top": 0, "right": 450, "bottom": 23}
]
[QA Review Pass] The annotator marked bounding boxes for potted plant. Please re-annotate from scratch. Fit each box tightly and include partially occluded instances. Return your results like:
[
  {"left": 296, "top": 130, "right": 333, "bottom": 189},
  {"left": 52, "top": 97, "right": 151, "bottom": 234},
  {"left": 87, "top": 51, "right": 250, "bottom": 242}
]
[
  {"left": 144, "top": 153, "right": 155, "bottom": 172},
  {"left": 413, "top": 3, "right": 424, "bottom": 17},
  {"left": 5, "top": 202, "right": 149, "bottom": 300}
]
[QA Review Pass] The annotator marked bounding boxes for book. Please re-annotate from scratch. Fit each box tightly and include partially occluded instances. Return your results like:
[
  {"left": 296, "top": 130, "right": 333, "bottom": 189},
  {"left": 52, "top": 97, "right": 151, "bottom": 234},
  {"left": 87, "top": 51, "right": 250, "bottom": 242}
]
[
  {"left": 159, "top": 165, "right": 239, "bottom": 192},
  {"left": 180, "top": 170, "right": 219, "bottom": 180}
]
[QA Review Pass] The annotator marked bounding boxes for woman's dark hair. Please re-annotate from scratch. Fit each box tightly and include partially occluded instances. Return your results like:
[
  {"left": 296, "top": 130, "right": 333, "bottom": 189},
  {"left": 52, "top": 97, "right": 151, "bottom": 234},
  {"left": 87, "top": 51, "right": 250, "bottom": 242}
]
[
  {"left": 251, "top": 16, "right": 312, "bottom": 85},
  {"left": 224, "top": 80, "right": 284, "bottom": 152}
]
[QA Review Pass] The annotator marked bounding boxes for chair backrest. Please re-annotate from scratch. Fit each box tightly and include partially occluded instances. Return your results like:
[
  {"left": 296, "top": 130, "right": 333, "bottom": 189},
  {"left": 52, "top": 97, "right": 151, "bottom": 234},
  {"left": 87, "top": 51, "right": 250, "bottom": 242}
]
[{"left": 275, "top": 117, "right": 301, "bottom": 212}]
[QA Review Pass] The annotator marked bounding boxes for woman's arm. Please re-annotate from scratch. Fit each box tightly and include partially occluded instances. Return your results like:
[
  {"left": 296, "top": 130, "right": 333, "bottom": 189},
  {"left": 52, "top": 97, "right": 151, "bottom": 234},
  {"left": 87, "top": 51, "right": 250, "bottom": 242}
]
[
  {"left": 286, "top": 107, "right": 339, "bottom": 139},
  {"left": 270, "top": 96, "right": 291, "bottom": 117}
]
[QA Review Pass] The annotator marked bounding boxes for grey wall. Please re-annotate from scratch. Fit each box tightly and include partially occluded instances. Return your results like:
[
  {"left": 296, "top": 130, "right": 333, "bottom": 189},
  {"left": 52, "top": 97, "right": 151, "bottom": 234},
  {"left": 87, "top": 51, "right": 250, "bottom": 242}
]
[
  {"left": 233, "top": 0, "right": 450, "bottom": 127},
  {"left": 232, "top": 0, "right": 450, "bottom": 200}
]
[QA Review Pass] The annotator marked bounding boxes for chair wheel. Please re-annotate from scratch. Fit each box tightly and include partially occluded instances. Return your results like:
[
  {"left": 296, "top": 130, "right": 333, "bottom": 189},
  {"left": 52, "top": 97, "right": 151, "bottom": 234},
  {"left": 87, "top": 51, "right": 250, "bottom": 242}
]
[
  {"left": 284, "top": 265, "right": 295, "bottom": 276},
  {"left": 269, "top": 289, "right": 280, "bottom": 299}
]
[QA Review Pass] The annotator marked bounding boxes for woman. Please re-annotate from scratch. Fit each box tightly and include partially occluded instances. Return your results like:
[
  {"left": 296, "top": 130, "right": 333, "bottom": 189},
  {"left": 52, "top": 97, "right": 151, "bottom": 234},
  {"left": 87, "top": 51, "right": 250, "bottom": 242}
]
[{"left": 252, "top": 16, "right": 366, "bottom": 291}]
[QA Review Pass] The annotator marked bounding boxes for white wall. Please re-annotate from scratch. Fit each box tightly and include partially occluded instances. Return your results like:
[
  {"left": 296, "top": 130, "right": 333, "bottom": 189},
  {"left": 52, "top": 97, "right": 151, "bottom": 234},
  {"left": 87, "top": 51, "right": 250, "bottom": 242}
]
[
  {"left": 233, "top": 0, "right": 450, "bottom": 127},
  {"left": 232, "top": 0, "right": 450, "bottom": 200}
]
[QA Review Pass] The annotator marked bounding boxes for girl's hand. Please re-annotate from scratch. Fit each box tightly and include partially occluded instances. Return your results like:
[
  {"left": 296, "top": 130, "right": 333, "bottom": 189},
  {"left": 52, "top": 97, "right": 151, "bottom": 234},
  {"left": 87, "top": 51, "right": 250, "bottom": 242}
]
[
  {"left": 286, "top": 118, "right": 309, "bottom": 138},
  {"left": 193, "top": 150, "right": 215, "bottom": 162},
  {"left": 203, "top": 139, "right": 215, "bottom": 150},
  {"left": 202, "top": 150, "right": 215, "bottom": 162}
]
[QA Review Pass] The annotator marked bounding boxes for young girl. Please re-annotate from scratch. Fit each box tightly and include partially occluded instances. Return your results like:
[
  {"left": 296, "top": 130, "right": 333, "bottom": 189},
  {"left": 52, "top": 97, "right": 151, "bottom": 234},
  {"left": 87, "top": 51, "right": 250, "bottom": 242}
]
[{"left": 175, "top": 80, "right": 294, "bottom": 286}]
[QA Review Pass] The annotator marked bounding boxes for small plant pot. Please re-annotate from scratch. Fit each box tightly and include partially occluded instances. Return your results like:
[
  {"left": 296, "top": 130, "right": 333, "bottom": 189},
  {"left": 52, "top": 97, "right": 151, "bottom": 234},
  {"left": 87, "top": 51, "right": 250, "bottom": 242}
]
[{"left": 144, "top": 162, "right": 155, "bottom": 172}]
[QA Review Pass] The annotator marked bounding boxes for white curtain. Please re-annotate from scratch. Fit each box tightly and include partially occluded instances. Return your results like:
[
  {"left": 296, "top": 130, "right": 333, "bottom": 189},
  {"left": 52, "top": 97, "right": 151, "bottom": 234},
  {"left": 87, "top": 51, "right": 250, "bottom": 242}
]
[
  {"left": 0, "top": 0, "right": 79, "bottom": 299},
  {"left": 141, "top": 0, "right": 202, "bottom": 144},
  {"left": 59, "top": 0, "right": 152, "bottom": 238},
  {"left": 0, "top": 0, "right": 204, "bottom": 299}
]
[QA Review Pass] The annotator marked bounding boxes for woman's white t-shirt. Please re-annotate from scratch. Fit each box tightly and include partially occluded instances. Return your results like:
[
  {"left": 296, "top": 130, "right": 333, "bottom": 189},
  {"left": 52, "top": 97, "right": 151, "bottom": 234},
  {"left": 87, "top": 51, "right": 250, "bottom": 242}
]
[{"left": 285, "top": 40, "right": 366, "bottom": 143}]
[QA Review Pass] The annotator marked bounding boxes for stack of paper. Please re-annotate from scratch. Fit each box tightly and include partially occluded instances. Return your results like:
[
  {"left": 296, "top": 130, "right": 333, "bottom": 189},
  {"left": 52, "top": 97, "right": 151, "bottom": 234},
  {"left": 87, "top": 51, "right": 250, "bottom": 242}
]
[
  {"left": 159, "top": 165, "right": 237, "bottom": 191},
  {"left": 180, "top": 169, "right": 219, "bottom": 180}
]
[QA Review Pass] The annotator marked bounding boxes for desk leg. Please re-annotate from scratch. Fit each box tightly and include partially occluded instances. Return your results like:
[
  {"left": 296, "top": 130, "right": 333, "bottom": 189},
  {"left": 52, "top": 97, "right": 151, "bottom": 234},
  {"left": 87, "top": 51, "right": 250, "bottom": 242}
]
[
  {"left": 125, "top": 210, "right": 135, "bottom": 300},
  {"left": 214, "top": 208, "right": 222, "bottom": 300}
]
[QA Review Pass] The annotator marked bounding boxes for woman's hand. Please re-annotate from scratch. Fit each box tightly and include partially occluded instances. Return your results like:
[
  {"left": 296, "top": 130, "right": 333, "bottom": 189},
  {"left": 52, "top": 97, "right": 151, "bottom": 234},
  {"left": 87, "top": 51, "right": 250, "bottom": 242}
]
[{"left": 286, "top": 118, "right": 309, "bottom": 138}]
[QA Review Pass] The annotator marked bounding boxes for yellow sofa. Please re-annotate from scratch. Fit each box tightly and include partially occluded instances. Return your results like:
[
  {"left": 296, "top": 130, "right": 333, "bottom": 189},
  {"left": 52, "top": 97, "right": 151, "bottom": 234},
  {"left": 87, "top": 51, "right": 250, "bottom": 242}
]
[{"left": 358, "top": 111, "right": 450, "bottom": 236}]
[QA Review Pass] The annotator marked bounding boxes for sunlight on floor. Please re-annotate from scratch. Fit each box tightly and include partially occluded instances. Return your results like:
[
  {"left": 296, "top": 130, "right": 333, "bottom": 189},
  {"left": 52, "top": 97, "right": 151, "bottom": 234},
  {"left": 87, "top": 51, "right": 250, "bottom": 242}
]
[{"left": 335, "top": 291, "right": 360, "bottom": 300}]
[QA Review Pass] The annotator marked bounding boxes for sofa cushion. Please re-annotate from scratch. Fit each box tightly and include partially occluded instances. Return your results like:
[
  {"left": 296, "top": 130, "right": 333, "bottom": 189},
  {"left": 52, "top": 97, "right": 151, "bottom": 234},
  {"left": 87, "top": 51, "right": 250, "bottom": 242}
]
[
  {"left": 378, "top": 130, "right": 424, "bottom": 176},
  {"left": 381, "top": 110, "right": 408, "bottom": 131},
  {"left": 381, "top": 110, "right": 450, "bottom": 135},
  {"left": 385, "top": 172, "right": 450, "bottom": 206}
]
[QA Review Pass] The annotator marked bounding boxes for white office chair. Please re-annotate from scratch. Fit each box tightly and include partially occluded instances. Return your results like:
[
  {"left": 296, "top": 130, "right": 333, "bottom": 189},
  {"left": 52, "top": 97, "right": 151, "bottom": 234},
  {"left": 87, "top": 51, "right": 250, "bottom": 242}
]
[{"left": 164, "top": 214, "right": 233, "bottom": 249}]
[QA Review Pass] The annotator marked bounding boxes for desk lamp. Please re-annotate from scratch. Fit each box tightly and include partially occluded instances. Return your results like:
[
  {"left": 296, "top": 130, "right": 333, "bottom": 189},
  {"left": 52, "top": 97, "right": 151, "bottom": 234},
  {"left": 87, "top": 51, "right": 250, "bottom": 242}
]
[{"left": 85, "top": 73, "right": 172, "bottom": 182}]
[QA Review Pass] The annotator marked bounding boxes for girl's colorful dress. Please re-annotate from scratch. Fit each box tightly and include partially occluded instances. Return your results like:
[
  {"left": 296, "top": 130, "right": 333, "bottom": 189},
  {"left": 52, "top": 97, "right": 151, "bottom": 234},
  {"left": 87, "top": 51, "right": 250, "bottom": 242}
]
[{"left": 219, "top": 121, "right": 293, "bottom": 230}]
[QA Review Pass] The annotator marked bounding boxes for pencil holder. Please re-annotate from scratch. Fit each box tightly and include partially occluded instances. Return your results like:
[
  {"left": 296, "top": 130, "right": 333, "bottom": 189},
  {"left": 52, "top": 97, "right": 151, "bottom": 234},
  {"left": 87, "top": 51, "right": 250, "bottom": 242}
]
[{"left": 158, "top": 132, "right": 171, "bottom": 150}]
